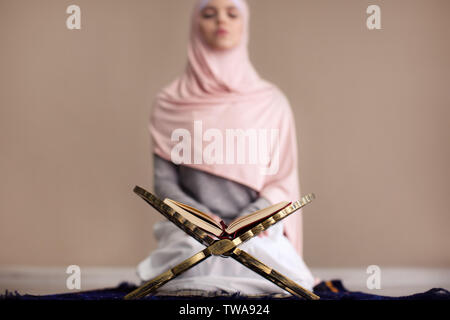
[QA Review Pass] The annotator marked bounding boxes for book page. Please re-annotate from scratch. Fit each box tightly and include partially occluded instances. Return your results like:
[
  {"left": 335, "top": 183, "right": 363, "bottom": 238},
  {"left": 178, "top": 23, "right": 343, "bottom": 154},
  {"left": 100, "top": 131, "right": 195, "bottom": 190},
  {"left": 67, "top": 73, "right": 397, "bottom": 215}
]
[
  {"left": 163, "top": 199, "right": 223, "bottom": 237},
  {"left": 168, "top": 199, "right": 221, "bottom": 228},
  {"left": 225, "top": 201, "right": 291, "bottom": 234}
]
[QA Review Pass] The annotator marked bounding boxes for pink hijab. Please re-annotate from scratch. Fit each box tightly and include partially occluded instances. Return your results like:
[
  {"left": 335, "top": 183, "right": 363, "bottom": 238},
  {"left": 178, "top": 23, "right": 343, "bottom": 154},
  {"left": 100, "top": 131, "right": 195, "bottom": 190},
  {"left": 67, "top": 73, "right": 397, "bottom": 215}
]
[{"left": 149, "top": 0, "right": 305, "bottom": 257}]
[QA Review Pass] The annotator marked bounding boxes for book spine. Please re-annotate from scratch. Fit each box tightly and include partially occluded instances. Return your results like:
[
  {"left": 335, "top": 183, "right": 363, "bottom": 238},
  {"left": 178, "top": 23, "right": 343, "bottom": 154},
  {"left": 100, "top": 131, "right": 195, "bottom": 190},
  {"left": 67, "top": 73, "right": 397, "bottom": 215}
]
[{"left": 218, "top": 221, "right": 232, "bottom": 239}]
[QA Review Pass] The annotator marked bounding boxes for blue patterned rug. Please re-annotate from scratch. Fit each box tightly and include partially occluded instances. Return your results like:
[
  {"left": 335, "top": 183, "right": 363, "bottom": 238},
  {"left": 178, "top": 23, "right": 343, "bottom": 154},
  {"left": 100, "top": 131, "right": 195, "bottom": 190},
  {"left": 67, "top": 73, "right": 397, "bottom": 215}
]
[{"left": 2, "top": 279, "right": 449, "bottom": 300}]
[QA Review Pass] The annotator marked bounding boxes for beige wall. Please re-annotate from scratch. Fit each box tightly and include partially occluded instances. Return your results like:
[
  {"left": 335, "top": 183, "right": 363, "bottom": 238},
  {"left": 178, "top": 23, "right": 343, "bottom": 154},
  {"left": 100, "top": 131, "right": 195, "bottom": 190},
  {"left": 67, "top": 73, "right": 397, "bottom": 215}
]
[{"left": 0, "top": 0, "right": 449, "bottom": 269}]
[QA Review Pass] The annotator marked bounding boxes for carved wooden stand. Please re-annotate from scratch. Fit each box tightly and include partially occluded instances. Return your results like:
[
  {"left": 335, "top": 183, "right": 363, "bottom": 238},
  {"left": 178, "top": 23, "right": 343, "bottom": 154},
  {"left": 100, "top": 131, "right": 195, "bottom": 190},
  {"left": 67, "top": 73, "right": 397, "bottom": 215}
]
[{"left": 124, "top": 185, "right": 320, "bottom": 300}]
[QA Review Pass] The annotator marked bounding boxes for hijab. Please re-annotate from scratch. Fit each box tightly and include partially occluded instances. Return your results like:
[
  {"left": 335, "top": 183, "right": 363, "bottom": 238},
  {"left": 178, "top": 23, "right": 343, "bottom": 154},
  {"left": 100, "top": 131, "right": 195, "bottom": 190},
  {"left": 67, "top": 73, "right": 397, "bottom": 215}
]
[{"left": 149, "top": 0, "right": 305, "bottom": 256}]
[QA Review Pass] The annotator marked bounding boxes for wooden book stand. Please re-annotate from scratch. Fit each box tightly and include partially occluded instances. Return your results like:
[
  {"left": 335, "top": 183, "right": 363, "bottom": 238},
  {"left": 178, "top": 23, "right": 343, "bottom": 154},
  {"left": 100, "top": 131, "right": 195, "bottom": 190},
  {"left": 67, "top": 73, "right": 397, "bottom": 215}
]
[{"left": 124, "top": 186, "right": 320, "bottom": 300}]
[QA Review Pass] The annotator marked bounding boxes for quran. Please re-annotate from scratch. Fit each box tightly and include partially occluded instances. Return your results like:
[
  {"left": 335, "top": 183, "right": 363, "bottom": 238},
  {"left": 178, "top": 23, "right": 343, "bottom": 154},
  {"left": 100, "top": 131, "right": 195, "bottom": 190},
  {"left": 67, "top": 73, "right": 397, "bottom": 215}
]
[
  {"left": 124, "top": 186, "right": 319, "bottom": 300},
  {"left": 163, "top": 198, "right": 291, "bottom": 239}
]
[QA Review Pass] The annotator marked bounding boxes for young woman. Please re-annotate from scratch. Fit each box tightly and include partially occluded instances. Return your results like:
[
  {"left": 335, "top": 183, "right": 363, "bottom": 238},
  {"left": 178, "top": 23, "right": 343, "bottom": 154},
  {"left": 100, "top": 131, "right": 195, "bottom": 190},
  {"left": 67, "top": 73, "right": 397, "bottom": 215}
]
[{"left": 136, "top": 0, "right": 316, "bottom": 294}]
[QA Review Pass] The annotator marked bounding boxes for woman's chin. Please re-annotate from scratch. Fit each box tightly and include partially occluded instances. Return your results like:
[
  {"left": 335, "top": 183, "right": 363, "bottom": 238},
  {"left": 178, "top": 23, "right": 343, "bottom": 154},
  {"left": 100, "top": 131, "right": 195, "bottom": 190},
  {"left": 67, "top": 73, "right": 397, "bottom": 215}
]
[{"left": 208, "top": 40, "right": 238, "bottom": 51}]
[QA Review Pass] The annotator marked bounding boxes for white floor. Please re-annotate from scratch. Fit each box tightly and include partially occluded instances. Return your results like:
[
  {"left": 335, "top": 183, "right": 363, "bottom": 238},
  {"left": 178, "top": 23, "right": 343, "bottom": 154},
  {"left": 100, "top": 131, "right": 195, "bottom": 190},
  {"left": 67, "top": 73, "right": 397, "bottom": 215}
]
[{"left": 1, "top": 266, "right": 449, "bottom": 297}]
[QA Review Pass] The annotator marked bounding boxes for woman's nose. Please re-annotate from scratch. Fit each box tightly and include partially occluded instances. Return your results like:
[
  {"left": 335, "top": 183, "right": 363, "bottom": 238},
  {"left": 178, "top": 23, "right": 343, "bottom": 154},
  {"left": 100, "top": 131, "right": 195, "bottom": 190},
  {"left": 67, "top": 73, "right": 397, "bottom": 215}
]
[{"left": 216, "top": 10, "right": 228, "bottom": 24}]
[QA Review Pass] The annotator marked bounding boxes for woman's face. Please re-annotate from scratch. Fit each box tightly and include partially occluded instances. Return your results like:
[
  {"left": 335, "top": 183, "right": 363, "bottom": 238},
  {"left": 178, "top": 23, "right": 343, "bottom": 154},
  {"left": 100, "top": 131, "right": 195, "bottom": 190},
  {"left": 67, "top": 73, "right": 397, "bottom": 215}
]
[{"left": 198, "top": 0, "right": 244, "bottom": 51}]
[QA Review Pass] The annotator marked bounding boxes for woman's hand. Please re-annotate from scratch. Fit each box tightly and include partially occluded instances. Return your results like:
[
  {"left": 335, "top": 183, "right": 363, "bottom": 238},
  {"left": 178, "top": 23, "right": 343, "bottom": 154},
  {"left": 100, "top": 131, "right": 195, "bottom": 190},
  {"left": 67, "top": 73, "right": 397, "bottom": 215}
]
[{"left": 258, "top": 230, "right": 269, "bottom": 238}]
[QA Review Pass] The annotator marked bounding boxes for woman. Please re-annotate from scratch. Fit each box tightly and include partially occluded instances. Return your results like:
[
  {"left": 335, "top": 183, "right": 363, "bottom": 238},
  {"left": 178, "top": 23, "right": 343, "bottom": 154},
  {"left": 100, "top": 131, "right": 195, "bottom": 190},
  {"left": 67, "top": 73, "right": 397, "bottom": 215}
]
[{"left": 136, "top": 0, "right": 315, "bottom": 294}]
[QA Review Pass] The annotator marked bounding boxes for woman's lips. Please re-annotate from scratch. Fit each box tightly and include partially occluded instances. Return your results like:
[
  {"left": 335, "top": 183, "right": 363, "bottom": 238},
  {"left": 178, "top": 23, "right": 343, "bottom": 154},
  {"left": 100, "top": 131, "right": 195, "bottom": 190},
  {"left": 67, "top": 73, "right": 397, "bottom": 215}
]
[{"left": 216, "top": 28, "right": 228, "bottom": 36}]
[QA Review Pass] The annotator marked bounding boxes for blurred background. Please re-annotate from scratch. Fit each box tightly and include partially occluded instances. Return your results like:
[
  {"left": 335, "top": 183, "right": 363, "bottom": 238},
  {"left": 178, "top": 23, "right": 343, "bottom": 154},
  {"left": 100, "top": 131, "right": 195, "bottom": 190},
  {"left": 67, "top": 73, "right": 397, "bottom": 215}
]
[{"left": 1, "top": 0, "right": 449, "bottom": 296}]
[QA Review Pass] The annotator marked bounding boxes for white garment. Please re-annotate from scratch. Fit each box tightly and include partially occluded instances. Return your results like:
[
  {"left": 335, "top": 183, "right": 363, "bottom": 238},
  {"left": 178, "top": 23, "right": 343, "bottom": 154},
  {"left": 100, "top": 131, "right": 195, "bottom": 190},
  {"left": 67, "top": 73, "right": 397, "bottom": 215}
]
[{"left": 136, "top": 220, "right": 315, "bottom": 295}]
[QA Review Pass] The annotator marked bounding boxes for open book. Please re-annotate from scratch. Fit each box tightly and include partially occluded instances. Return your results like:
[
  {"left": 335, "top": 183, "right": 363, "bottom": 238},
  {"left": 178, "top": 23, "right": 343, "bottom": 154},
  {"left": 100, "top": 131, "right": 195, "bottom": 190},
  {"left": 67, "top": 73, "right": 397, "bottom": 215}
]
[{"left": 163, "top": 198, "right": 291, "bottom": 239}]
